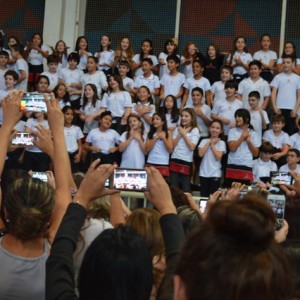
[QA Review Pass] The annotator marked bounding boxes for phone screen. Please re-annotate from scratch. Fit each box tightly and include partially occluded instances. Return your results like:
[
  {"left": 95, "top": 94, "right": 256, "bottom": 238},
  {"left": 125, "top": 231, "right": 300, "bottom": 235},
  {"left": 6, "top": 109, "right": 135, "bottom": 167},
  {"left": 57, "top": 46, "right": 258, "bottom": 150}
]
[
  {"left": 199, "top": 200, "right": 208, "bottom": 213},
  {"left": 12, "top": 132, "right": 34, "bottom": 146},
  {"left": 267, "top": 194, "right": 286, "bottom": 230},
  {"left": 20, "top": 93, "right": 48, "bottom": 112},
  {"left": 270, "top": 172, "right": 292, "bottom": 186},
  {"left": 32, "top": 172, "right": 48, "bottom": 182},
  {"left": 112, "top": 168, "right": 148, "bottom": 191}
]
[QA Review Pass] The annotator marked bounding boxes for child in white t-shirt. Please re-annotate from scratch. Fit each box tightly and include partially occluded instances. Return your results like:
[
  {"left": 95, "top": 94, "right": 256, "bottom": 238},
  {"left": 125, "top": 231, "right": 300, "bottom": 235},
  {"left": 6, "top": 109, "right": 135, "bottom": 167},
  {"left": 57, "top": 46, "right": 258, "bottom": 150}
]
[
  {"left": 118, "top": 60, "right": 134, "bottom": 97},
  {"left": 41, "top": 54, "right": 59, "bottom": 91},
  {"left": 288, "top": 118, "right": 300, "bottom": 151}
]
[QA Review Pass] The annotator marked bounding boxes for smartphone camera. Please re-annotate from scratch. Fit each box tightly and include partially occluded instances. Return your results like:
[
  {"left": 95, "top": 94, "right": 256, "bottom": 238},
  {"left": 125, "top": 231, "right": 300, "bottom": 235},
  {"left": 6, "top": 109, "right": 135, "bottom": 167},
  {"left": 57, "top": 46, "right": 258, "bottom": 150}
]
[
  {"left": 21, "top": 93, "right": 49, "bottom": 112},
  {"left": 12, "top": 132, "right": 35, "bottom": 146},
  {"left": 270, "top": 171, "right": 292, "bottom": 186},
  {"left": 112, "top": 168, "right": 148, "bottom": 191}
]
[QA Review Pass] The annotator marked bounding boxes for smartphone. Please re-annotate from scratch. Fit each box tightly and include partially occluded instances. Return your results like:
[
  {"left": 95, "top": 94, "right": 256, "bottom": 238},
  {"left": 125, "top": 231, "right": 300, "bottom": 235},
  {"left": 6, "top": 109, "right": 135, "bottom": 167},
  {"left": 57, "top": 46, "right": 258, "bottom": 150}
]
[
  {"left": 20, "top": 93, "right": 49, "bottom": 112},
  {"left": 111, "top": 168, "right": 148, "bottom": 191},
  {"left": 199, "top": 200, "right": 208, "bottom": 213},
  {"left": 32, "top": 172, "right": 48, "bottom": 183},
  {"left": 12, "top": 132, "right": 34, "bottom": 146},
  {"left": 270, "top": 171, "right": 292, "bottom": 186},
  {"left": 267, "top": 193, "right": 286, "bottom": 230}
]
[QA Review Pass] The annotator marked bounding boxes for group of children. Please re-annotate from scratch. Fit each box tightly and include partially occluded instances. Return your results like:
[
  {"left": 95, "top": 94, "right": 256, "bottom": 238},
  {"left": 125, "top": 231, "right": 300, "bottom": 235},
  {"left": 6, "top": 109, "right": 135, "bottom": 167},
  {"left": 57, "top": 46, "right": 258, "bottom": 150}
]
[{"left": 1, "top": 32, "right": 300, "bottom": 196}]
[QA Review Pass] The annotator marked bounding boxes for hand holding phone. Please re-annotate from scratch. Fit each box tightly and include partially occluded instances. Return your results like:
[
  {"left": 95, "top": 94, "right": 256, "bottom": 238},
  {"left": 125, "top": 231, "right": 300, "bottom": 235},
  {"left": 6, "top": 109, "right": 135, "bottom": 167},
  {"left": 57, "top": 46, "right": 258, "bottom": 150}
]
[
  {"left": 12, "top": 132, "right": 35, "bottom": 146},
  {"left": 20, "top": 93, "right": 49, "bottom": 113}
]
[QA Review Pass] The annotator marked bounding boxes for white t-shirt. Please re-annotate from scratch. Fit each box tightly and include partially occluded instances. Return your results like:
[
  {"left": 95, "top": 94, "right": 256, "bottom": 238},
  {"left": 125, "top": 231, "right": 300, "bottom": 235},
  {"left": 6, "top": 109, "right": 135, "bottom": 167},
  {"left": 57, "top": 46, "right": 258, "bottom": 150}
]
[
  {"left": 77, "top": 51, "right": 92, "bottom": 70},
  {"left": 277, "top": 58, "right": 300, "bottom": 65},
  {"left": 211, "top": 81, "right": 226, "bottom": 104},
  {"left": 132, "top": 54, "right": 159, "bottom": 78},
  {"left": 0, "top": 67, "right": 9, "bottom": 90},
  {"left": 228, "top": 127, "right": 261, "bottom": 168},
  {"left": 0, "top": 89, "right": 9, "bottom": 124},
  {"left": 132, "top": 101, "right": 155, "bottom": 133},
  {"left": 249, "top": 109, "right": 270, "bottom": 141},
  {"left": 119, "top": 131, "right": 146, "bottom": 168},
  {"left": 198, "top": 138, "right": 226, "bottom": 177},
  {"left": 211, "top": 98, "right": 243, "bottom": 135},
  {"left": 263, "top": 129, "right": 289, "bottom": 149},
  {"left": 86, "top": 128, "right": 120, "bottom": 154},
  {"left": 123, "top": 77, "right": 134, "bottom": 92},
  {"left": 158, "top": 52, "right": 169, "bottom": 78},
  {"left": 25, "top": 118, "right": 49, "bottom": 152},
  {"left": 287, "top": 132, "right": 300, "bottom": 150},
  {"left": 133, "top": 73, "right": 160, "bottom": 94},
  {"left": 59, "top": 68, "right": 84, "bottom": 101},
  {"left": 183, "top": 76, "right": 211, "bottom": 107},
  {"left": 253, "top": 158, "right": 278, "bottom": 182},
  {"left": 165, "top": 113, "right": 180, "bottom": 130},
  {"left": 80, "top": 100, "right": 102, "bottom": 133},
  {"left": 271, "top": 72, "right": 300, "bottom": 109},
  {"left": 94, "top": 50, "right": 115, "bottom": 71},
  {"left": 171, "top": 127, "right": 200, "bottom": 162},
  {"left": 101, "top": 91, "right": 132, "bottom": 118},
  {"left": 41, "top": 71, "right": 59, "bottom": 91},
  {"left": 147, "top": 132, "right": 171, "bottom": 165},
  {"left": 279, "top": 163, "right": 300, "bottom": 174},
  {"left": 26, "top": 45, "right": 49, "bottom": 65},
  {"left": 238, "top": 77, "right": 271, "bottom": 108},
  {"left": 64, "top": 125, "right": 84, "bottom": 153},
  {"left": 228, "top": 51, "right": 253, "bottom": 75},
  {"left": 180, "top": 56, "right": 193, "bottom": 79},
  {"left": 13, "top": 58, "right": 28, "bottom": 91},
  {"left": 160, "top": 72, "right": 185, "bottom": 107},
  {"left": 58, "top": 99, "right": 71, "bottom": 109},
  {"left": 253, "top": 50, "right": 277, "bottom": 66},
  {"left": 81, "top": 71, "right": 108, "bottom": 99}
]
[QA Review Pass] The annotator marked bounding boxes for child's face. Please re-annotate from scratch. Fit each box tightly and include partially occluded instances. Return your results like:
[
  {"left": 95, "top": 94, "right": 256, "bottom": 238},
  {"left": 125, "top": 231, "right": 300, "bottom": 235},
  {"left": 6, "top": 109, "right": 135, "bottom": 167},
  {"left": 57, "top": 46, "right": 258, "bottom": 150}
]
[
  {"left": 152, "top": 114, "right": 163, "bottom": 128},
  {"left": 48, "top": 62, "right": 58, "bottom": 73},
  {"left": 192, "top": 62, "right": 203, "bottom": 76},
  {"left": 141, "top": 61, "right": 152, "bottom": 73},
  {"left": 249, "top": 65, "right": 261, "bottom": 78},
  {"left": 248, "top": 96, "right": 260, "bottom": 109},
  {"left": 101, "top": 36, "right": 110, "bottom": 48},
  {"left": 8, "top": 38, "right": 17, "bottom": 47},
  {"left": 260, "top": 151, "right": 272, "bottom": 162},
  {"left": 87, "top": 58, "right": 97, "bottom": 72},
  {"left": 68, "top": 59, "right": 78, "bottom": 69},
  {"left": 100, "top": 115, "right": 112, "bottom": 129},
  {"left": 287, "top": 151, "right": 300, "bottom": 166},
  {"left": 57, "top": 85, "right": 67, "bottom": 99},
  {"left": 181, "top": 111, "right": 192, "bottom": 127},
  {"left": 282, "top": 58, "right": 294, "bottom": 72},
  {"left": 225, "top": 86, "right": 236, "bottom": 98},
  {"left": 79, "top": 38, "right": 87, "bottom": 50},
  {"left": 164, "top": 97, "right": 174, "bottom": 110},
  {"left": 129, "top": 116, "right": 141, "bottom": 130},
  {"left": 56, "top": 41, "right": 65, "bottom": 52},
  {"left": 64, "top": 109, "right": 74, "bottom": 124},
  {"left": 138, "top": 87, "right": 150, "bottom": 102},
  {"left": 5, "top": 75, "right": 16, "bottom": 89},
  {"left": 272, "top": 121, "right": 284, "bottom": 133},
  {"left": 142, "top": 41, "right": 151, "bottom": 55},
  {"left": 167, "top": 60, "right": 178, "bottom": 72},
  {"left": 84, "top": 85, "right": 95, "bottom": 98},
  {"left": 207, "top": 46, "right": 216, "bottom": 58},
  {"left": 261, "top": 36, "right": 271, "bottom": 50},
  {"left": 109, "top": 77, "right": 119, "bottom": 89},
  {"left": 0, "top": 55, "right": 8, "bottom": 66},
  {"left": 235, "top": 38, "right": 246, "bottom": 52},
  {"left": 220, "top": 69, "right": 232, "bottom": 81},
  {"left": 192, "top": 91, "right": 203, "bottom": 105},
  {"left": 32, "top": 34, "right": 42, "bottom": 46},
  {"left": 121, "top": 38, "right": 130, "bottom": 50},
  {"left": 166, "top": 43, "right": 175, "bottom": 54},
  {"left": 37, "top": 78, "right": 49, "bottom": 93},
  {"left": 188, "top": 44, "right": 197, "bottom": 55},
  {"left": 284, "top": 43, "right": 294, "bottom": 55},
  {"left": 11, "top": 49, "right": 18, "bottom": 59},
  {"left": 235, "top": 115, "right": 245, "bottom": 127},
  {"left": 209, "top": 121, "right": 222, "bottom": 138},
  {"left": 118, "top": 65, "right": 129, "bottom": 76}
]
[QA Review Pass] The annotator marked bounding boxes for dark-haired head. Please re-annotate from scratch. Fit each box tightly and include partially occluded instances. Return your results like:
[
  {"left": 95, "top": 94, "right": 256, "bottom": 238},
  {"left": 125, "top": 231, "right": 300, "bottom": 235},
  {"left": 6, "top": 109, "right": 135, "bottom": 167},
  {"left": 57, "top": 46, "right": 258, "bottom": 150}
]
[
  {"left": 175, "top": 195, "right": 292, "bottom": 300},
  {"left": 164, "top": 38, "right": 178, "bottom": 55},
  {"left": 235, "top": 108, "right": 251, "bottom": 126},
  {"left": 78, "top": 225, "right": 152, "bottom": 300},
  {"left": 4, "top": 70, "right": 19, "bottom": 82},
  {"left": 224, "top": 79, "right": 238, "bottom": 90},
  {"left": 75, "top": 36, "right": 88, "bottom": 52},
  {"left": 83, "top": 83, "right": 99, "bottom": 108},
  {"left": 68, "top": 52, "right": 80, "bottom": 64},
  {"left": 148, "top": 111, "right": 168, "bottom": 140},
  {"left": 167, "top": 54, "right": 180, "bottom": 65},
  {"left": 163, "top": 94, "right": 180, "bottom": 124},
  {"left": 53, "top": 83, "right": 69, "bottom": 103}
]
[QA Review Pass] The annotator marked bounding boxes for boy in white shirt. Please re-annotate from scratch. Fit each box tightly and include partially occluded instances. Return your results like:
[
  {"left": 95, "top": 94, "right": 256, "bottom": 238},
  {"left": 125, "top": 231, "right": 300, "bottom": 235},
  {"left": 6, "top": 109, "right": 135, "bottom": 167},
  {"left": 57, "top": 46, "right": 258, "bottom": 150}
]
[
  {"left": 271, "top": 54, "right": 300, "bottom": 135},
  {"left": 211, "top": 65, "right": 233, "bottom": 106},
  {"left": 118, "top": 60, "right": 134, "bottom": 97},
  {"left": 159, "top": 54, "right": 185, "bottom": 108},
  {"left": 211, "top": 79, "right": 243, "bottom": 136},
  {"left": 41, "top": 54, "right": 59, "bottom": 91},
  {"left": 11, "top": 44, "right": 28, "bottom": 92},
  {"left": 237, "top": 60, "right": 271, "bottom": 109},
  {"left": 248, "top": 91, "right": 269, "bottom": 141}
]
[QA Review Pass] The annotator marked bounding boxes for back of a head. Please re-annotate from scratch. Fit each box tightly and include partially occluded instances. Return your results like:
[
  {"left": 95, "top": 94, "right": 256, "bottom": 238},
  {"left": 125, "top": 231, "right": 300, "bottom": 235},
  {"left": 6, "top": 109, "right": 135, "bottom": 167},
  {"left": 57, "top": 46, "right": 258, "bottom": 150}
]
[
  {"left": 177, "top": 206, "right": 202, "bottom": 236},
  {"left": 5, "top": 175, "right": 55, "bottom": 241},
  {"left": 175, "top": 196, "right": 292, "bottom": 300},
  {"left": 78, "top": 225, "right": 152, "bottom": 300}
]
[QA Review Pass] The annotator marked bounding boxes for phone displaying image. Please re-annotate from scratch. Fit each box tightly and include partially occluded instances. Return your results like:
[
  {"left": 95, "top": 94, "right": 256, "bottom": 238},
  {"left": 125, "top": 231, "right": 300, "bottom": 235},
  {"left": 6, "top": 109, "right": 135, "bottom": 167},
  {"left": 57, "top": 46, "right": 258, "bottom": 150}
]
[
  {"left": 12, "top": 132, "right": 35, "bottom": 146},
  {"left": 270, "top": 172, "right": 292, "bottom": 186},
  {"left": 111, "top": 168, "right": 148, "bottom": 191},
  {"left": 20, "top": 93, "right": 49, "bottom": 112},
  {"left": 32, "top": 172, "right": 48, "bottom": 183},
  {"left": 199, "top": 200, "right": 208, "bottom": 213},
  {"left": 267, "top": 194, "right": 286, "bottom": 230}
]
